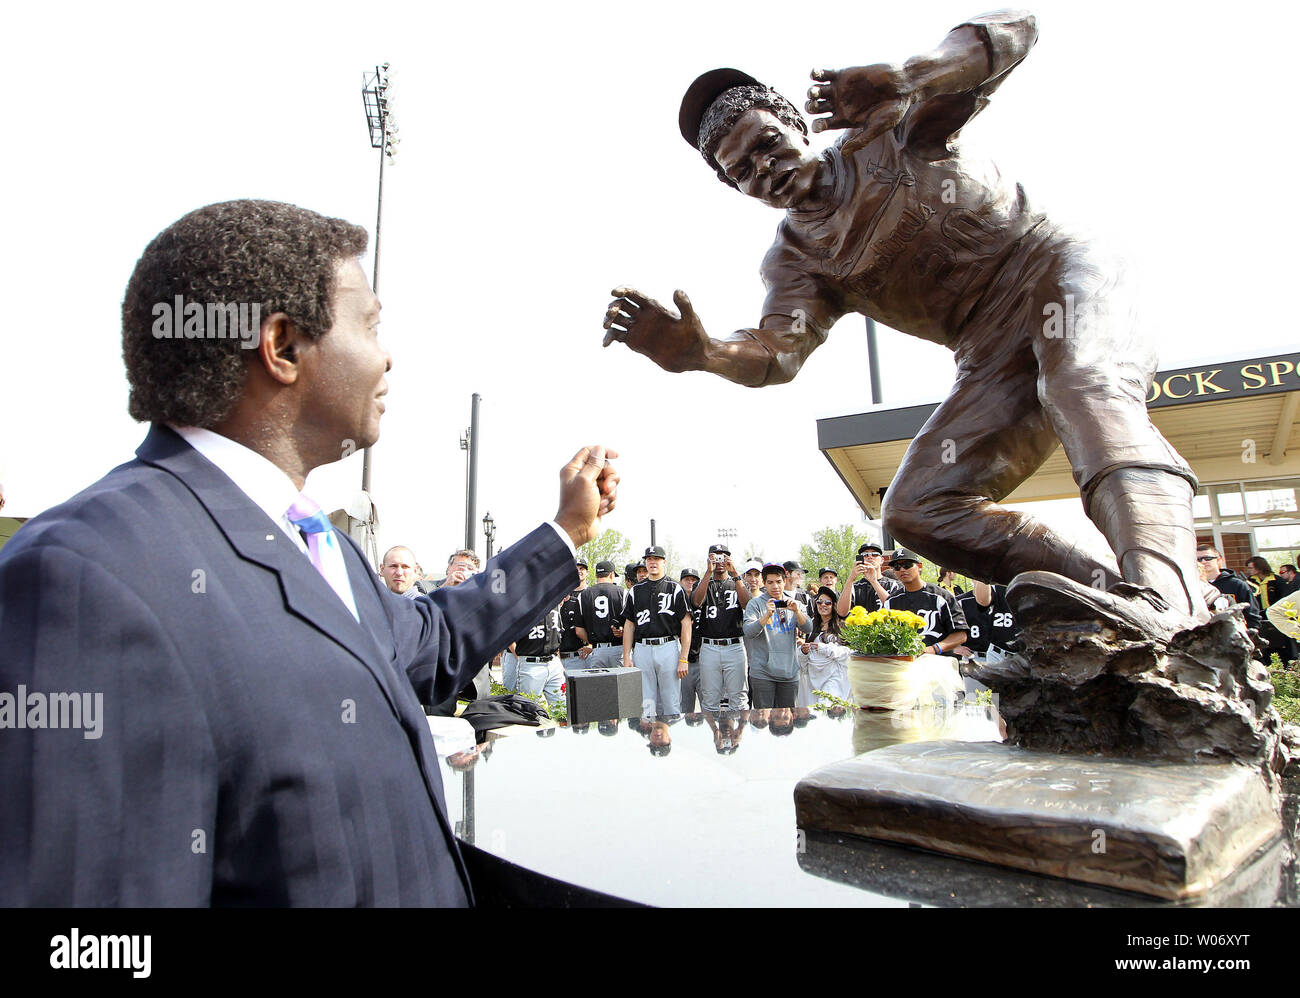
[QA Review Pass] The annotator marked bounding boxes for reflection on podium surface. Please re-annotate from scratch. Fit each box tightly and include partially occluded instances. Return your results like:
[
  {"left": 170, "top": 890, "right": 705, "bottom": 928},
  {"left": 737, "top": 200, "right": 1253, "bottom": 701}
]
[{"left": 432, "top": 682, "right": 1296, "bottom": 908}]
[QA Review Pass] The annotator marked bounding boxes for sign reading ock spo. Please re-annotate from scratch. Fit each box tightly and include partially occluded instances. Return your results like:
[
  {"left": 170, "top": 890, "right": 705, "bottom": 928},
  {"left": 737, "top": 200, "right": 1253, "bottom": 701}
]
[{"left": 1148, "top": 353, "right": 1300, "bottom": 407}]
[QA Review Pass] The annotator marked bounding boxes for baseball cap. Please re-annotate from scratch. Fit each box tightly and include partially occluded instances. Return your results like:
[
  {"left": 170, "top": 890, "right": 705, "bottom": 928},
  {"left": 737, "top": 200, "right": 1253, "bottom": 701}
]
[
  {"left": 575, "top": 558, "right": 588, "bottom": 569},
  {"left": 644, "top": 546, "right": 667, "bottom": 559},
  {"left": 595, "top": 560, "right": 617, "bottom": 576},
  {"left": 818, "top": 566, "right": 837, "bottom": 577},
  {"left": 680, "top": 567, "right": 701, "bottom": 581},
  {"left": 708, "top": 543, "right": 731, "bottom": 556},
  {"left": 743, "top": 559, "right": 763, "bottom": 575},
  {"left": 678, "top": 67, "right": 762, "bottom": 148},
  {"left": 858, "top": 542, "right": 884, "bottom": 555},
  {"left": 625, "top": 562, "right": 640, "bottom": 578},
  {"left": 891, "top": 548, "right": 923, "bottom": 566},
  {"left": 783, "top": 560, "right": 804, "bottom": 573}
]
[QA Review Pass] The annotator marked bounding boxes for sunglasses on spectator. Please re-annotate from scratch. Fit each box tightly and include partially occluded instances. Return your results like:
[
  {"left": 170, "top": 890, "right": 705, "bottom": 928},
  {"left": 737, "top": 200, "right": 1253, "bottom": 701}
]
[
  {"left": 893, "top": 561, "right": 918, "bottom": 569},
  {"left": 815, "top": 599, "right": 833, "bottom": 606},
  {"left": 1196, "top": 555, "right": 1218, "bottom": 562}
]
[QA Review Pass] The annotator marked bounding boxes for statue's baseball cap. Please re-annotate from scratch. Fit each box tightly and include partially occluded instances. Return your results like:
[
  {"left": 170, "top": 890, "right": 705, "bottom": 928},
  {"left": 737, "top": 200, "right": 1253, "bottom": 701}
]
[{"left": 679, "top": 68, "right": 762, "bottom": 149}]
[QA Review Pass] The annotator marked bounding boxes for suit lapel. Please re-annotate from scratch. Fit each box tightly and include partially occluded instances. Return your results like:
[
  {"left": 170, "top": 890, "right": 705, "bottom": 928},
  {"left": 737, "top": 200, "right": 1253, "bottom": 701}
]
[{"left": 136, "top": 425, "right": 404, "bottom": 718}]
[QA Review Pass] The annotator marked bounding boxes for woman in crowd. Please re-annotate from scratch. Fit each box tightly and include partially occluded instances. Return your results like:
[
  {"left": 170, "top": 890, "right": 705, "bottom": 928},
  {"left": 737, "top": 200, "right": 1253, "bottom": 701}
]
[
  {"left": 801, "top": 585, "right": 852, "bottom": 701},
  {"left": 1248, "top": 556, "right": 1298, "bottom": 663}
]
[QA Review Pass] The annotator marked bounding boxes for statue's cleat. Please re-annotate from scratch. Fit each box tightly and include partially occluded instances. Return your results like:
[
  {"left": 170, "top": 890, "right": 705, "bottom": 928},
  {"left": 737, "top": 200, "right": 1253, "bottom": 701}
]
[{"left": 1006, "top": 570, "right": 1195, "bottom": 646}]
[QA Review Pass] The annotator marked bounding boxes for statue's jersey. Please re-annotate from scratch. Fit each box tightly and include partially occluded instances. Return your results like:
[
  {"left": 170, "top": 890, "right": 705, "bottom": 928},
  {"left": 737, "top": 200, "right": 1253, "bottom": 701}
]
[{"left": 760, "top": 11, "right": 1046, "bottom": 348}]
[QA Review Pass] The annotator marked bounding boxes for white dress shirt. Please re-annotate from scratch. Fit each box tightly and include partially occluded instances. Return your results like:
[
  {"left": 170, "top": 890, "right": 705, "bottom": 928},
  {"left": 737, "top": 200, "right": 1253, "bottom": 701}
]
[{"left": 169, "top": 425, "right": 579, "bottom": 601}]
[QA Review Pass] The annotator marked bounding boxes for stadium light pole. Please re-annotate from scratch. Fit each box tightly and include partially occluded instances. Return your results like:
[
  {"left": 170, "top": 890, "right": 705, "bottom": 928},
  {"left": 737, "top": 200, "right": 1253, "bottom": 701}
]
[
  {"left": 360, "top": 63, "right": 399, "bottom": 494},
  {"left": 865, "top": 317, "right": 882, "bottom": 405}
]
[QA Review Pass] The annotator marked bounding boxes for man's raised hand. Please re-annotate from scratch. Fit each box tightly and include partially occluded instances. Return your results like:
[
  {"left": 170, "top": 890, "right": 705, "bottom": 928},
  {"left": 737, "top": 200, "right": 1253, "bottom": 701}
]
[
  {"left": 806, "top": 65, "right": 915, "bottom": 145},
  {"left": 602, "top": 287, "right": 708, "bottom": 374},
  {"left": 555, "top": 446, "right": 620, "bottom": 549}
]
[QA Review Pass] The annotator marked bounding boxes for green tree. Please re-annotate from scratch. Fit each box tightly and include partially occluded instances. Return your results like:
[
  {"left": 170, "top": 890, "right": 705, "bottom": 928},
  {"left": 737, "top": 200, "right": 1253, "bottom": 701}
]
[
  {"left": 799, "top": 524, "right": 870, "bottom": 588},
  {"left": 577, "top": 528, "right": 633, "bottom": 576}
]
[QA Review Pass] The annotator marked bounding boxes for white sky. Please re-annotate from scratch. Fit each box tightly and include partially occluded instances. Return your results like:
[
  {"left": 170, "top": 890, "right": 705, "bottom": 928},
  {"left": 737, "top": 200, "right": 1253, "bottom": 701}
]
[{"left": 2, "top": 0, "right": 1297, "bottom": 570}]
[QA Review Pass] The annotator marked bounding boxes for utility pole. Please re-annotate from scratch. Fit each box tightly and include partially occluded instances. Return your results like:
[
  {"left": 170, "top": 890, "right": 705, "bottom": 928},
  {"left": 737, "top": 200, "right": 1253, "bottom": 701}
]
[{"left": 359, "top": 63, "right": 399, "bottom": 494}]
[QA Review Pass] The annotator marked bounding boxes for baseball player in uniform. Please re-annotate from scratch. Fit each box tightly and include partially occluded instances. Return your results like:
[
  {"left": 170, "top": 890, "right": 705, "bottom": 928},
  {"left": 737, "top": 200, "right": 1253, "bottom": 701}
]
[
  {"left": 509, "top": 604, "right": 566, "bottom": 707},
  {"left": 693, "top": 543, "right": 750, "bottom": 712},
  {"left": 884, "top": 549, "right": 969, "bottom": 656},
  {"left": 576, "top": 560, "right": 628, "bottom": 669},
  {"left": 955, "top": 581, "right": 1019, "bottom": 659},
  {"left": 678, "top": 566, "right": 705, "bottom": 715},
  {"left": 556, "top": 558, "right": 589, "bottom": 672},
  {"left": 623, "top": 545, "right": 692, "bottom": 717},
  {"left": 837, "top": 541, "right": 903, "bottom": 618}
]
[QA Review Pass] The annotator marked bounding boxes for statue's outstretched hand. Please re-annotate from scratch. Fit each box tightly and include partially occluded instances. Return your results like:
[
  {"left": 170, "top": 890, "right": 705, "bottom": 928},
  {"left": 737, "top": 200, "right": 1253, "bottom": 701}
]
[
  {"left": 602, "top": 287, "right": 707, "bottom": 374},
  {"left": 806, "top": 65, "right": 915, "bottom": 144}
]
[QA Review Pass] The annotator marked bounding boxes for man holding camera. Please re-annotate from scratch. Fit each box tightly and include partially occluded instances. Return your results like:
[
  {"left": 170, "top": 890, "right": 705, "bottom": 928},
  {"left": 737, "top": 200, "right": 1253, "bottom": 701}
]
[
  {"left": 693, "top": 543, "right": 751, "bottom": 712},
  {"left": 743, "top": 563, "right": 812, "bottom": 708},
  {"left": 837, "top": 541, "right": 903, "bottom": 618}
]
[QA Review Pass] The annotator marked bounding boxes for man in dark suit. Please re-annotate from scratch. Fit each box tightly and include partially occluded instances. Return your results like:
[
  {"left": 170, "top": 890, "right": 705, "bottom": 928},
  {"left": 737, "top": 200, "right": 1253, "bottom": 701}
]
[{"left": 0, "top": 199, "right": 619, "bottom": 906}]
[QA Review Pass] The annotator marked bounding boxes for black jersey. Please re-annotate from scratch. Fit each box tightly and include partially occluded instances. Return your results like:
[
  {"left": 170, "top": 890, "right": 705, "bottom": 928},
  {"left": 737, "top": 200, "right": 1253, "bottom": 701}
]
[
  {"left": 697, "top": 577, "right": 748, "bottom": 639},
  {"left": 558, "top": 588, "right": 586, "bottom": 653},
  {"left": 683, "top": 587, "right": 704, "bottom": 662},
  {"left": 624, "top": 577, "right": 690, "bottom": 639},
  {"left": 885, "top": 584, "right": 968, "bottom": 644},
  {"left": 852, "top": 575, "right": 904, "bottom": 612},
  {"left": 578, "top": 582, "right": 627, "bottom": 644},
  {"left": 514, "top": 606, "right": 562, "bottom": 658},
  {"left": 955, "top": 586, "right": 1019, "bottom": 654}
]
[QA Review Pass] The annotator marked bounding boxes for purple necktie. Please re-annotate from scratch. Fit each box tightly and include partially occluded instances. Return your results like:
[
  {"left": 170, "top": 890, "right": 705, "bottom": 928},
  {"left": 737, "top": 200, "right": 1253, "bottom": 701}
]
[{"left": 287, "top": 494, "right": 359, "bottom": 621}]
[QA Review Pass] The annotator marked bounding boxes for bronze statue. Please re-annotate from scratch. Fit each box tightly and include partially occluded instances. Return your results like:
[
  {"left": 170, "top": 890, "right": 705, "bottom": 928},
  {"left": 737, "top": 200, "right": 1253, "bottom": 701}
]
[{"left": 603, "top": 10, "right": 1209, "bottom": 637}]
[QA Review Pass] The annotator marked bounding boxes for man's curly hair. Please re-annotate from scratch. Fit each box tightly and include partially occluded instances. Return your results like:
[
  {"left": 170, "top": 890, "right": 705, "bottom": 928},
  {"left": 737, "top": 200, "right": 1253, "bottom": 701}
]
[
  {"left": 697, "top": 84, "right": 808, "bottom": 189},
  {"left": 122, "top": 199, "right": 369, "bottom": 427}
]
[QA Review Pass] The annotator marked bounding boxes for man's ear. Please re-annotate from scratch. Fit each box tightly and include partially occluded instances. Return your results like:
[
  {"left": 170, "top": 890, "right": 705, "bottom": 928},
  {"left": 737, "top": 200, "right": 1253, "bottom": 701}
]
[{"left": 255, "top": 312, "right": 304, "bottom": 385}]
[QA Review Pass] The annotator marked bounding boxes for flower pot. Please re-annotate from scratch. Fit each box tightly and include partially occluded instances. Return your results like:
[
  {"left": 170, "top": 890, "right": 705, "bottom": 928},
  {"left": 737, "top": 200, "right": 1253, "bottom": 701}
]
[{"left": 848, "top": 652, "right": 961, "bottom": 714}]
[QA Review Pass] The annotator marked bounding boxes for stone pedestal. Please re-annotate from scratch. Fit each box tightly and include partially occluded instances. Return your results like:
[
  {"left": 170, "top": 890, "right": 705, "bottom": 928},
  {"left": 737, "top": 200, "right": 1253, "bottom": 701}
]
[{"left": 794, "top": 741, "right": 1282, "bottom": 900}]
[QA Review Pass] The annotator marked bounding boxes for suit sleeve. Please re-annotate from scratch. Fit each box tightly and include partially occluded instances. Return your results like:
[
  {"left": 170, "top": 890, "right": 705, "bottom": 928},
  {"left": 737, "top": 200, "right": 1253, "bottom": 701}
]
[
  {"left": 0, "top": 544, "right": 218, "bottom": 906},
  {"left": 395, "top": 524, "right": 578, "bottom": 706}
]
